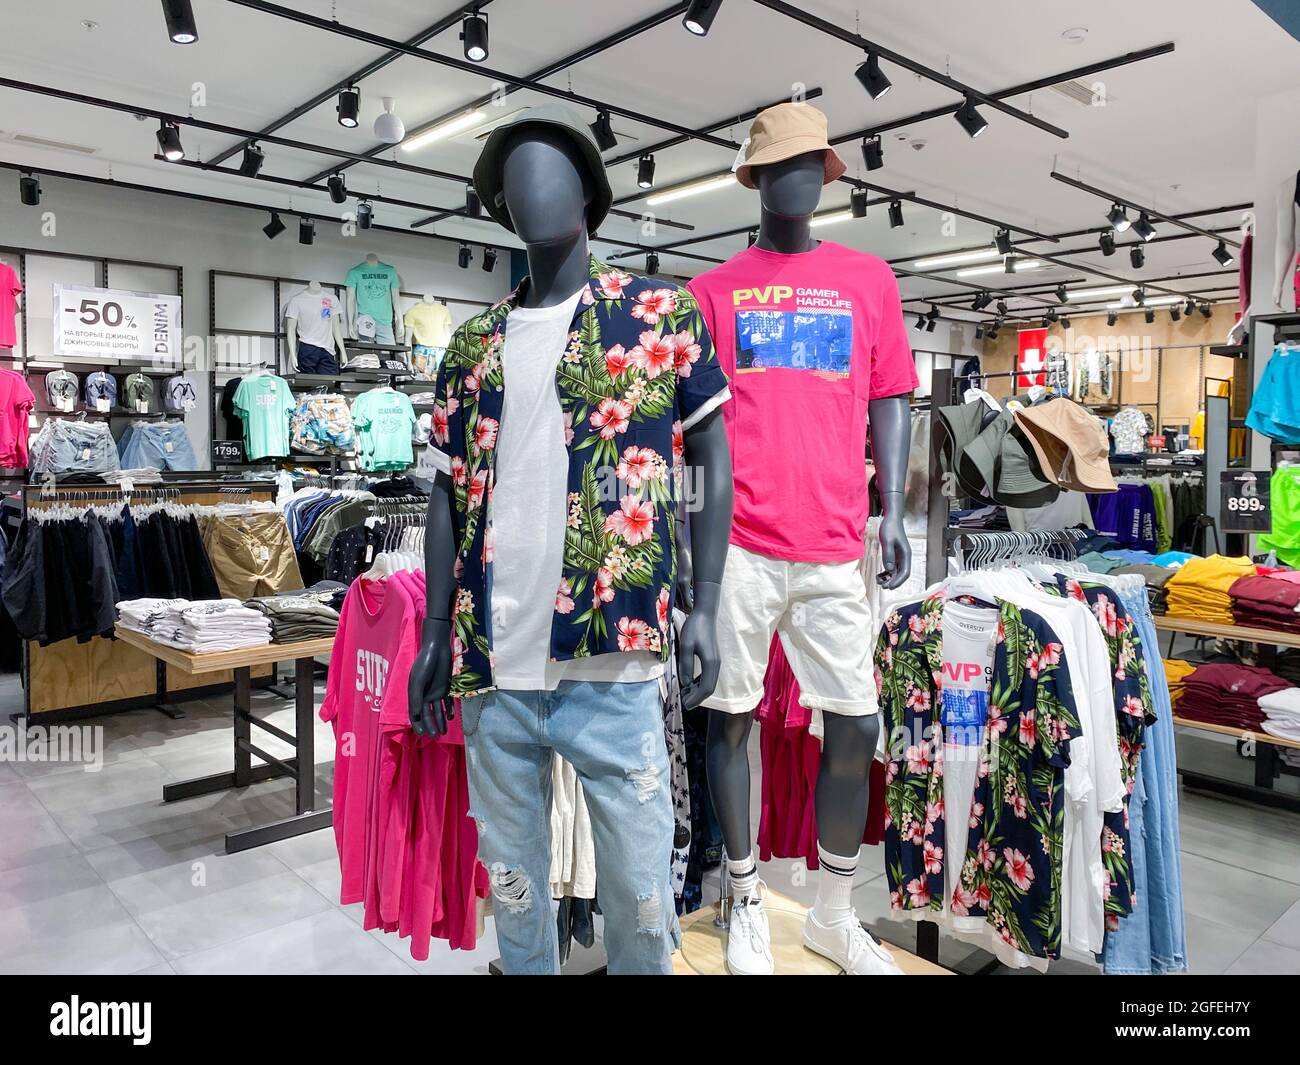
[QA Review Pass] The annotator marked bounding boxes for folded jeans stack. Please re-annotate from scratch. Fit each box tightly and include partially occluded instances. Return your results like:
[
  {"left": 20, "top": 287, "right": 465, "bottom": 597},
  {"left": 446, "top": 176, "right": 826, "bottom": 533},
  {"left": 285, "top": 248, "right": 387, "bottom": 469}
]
[
  {"left": 243, "top": 594, "right": 340, "bottom": 642},
  {"left": 117, "top": 597, "right": 272, "bottom": 652},
  {"left": 1162, "top": 554, "right": 1257, "bottom": 624},
  {"left": 1228, "top": 574, "right": 1300, "bottom": 633},
  {"left": 117, "top": 420, "right": 199, "bottom": 472},
  {"left": 1257, "top": 688, "right": 1300, "bottom": 744},
  {"left": 1177, "top": 662, "right": 1291, "bottom": 731}
]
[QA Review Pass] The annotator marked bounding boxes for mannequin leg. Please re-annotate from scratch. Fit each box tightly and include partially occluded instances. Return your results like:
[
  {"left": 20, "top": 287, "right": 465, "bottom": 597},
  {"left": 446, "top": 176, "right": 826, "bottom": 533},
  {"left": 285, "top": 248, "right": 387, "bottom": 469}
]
[
  {"left": 814, "top": 712, "right": 880, "bottom": 855},
  {"left": 704, "top": 710, "right": 755, "bottom": 860}
]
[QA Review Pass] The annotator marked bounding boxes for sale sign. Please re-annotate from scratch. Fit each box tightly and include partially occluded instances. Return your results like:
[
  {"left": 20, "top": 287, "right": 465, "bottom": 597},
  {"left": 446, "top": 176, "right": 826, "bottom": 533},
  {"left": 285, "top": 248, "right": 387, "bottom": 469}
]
[
  {"left": 53, "top": 283, "right": 183, "bottom": 361},
  {"left": 1017, "top": 327, "right": 1049, "bottom": 389}
]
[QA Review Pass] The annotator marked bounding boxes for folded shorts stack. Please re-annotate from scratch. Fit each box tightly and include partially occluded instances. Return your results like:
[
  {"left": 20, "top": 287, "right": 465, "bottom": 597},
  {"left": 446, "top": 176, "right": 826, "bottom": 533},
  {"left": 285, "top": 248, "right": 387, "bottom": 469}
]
[
  {"left": 117, "top": 597, "right": 271, "bottom": 652},
  {"left": 29, "top": 419, "right": 121, "bottom": 475},
  {"left": 243, "top": 594, "right": 340, "bottom": 642}
]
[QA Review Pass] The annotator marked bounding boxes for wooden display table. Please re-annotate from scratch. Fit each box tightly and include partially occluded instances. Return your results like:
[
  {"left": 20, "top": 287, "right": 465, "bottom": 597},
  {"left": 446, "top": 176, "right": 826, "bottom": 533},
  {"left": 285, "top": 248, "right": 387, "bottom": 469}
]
[
  {"left": 114, "top": 627, "right": 335, "bottom": 853},
  {"left": 672, "top": 888, "right": 950, "bottom": 976},
  {"left": 1153, "top": 615, "right": 1300, "bottom": 649}
]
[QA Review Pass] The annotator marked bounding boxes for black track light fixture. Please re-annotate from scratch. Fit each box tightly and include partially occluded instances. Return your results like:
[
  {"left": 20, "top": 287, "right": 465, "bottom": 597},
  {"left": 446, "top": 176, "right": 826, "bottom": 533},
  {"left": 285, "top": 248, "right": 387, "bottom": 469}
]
[
  {"left": 994, "top": 228, "right": 1012, "bottom": 256},
  {"left": 1184, "top": 298, "right": 1196, "bottom": 316},
  {"left": 262, "top": 211, "right": 285, "bottom": 240},
  {"left": 925, "top": 317, "right": 937, "bottom": 333},
  {"left": 461, "top": 9, "right": 489, "bottom": 62},
  {"left": 1133, "top": 287, "right": 1146, "bottom": 306},
  {"left": 1200, "top": 303, "right": 1212, "bottom": 319},
  {"left": 1130, "top": 245, "right": 1145, "bottom": 269},
  {"left": 975, "top": 325, "right": 984, "bottom": 340},
  {"left": 591, "top": 111, "right": 618, "bottom": 152},
  {"left": 996, "top": 300, "right": 1008, "bottom": 316},
  {"left": 682, "top": 0, "right": 723, "bottom": 36},
  {"left": 1169, "top": 305, "right": 1181, "bottom": 322},
  {"left": 156, "top": 121, "right": 184, "bottom": 162},
  {"left": 955, "top": 96, "right": 989, "bottom": 138},
  {"left": 1107, "top": 202, "right": 1131, "bottom": 232},
  {"left": 647, "top": 251, "right": 661, "bottom": 275},
  {"left": 1132, "top": 211, "right": 1156, "bottom": 242},
  {"left": 1144, "top": 308, "right": 1155, "bottom": 324},
  {"left": 1099, "top": 230, "right": 1116, "bottom": 256},
  {"left": 637, "top": 154, "right": 656, "bottom": 189},
  {"left": 327, "top": 173, "right": 347, "bottom": 204},
  {"left": 239, "top": 143, "right": 264, "bottom": 178},
  {"left": 987, "top": 321, "right": 1001, "bottom": 340},
  {"left": 1055, "top": 284, "right": 1068, "bottom": 303},
  {"left": 915, "top": 313, "right": 926, "bottom": 330},
  {"left": 926, "top": 304, "right": 940, "bottom": 321},
  {"left": 1004, "top": 255, "right": 1017, "bottom": 274},
  {"left": 1212, "top": 241, "right": 1235, "bottom": 267},
  {"left": 458, "top": 243, "right": 472, "bottom": 269},
  {"left": 861, "top": 135, "right": 884, "bottom": 172},
  {"left": 465, "top": 185, "right": 481, "bottom": 217},
  {"left": 1060, "top": 315, "right": 1071, "bottom": 329},
  {"left": 482, "top": 247, "right": 498, "bottom": 272},
  {"left": 1106, "top": 310, "right": 1118, "bottom": 327},
  {"left": 337, "top": 85, "right": 360, "bottom": 129},
  {"left": 298, "top": 216, "right": 315, "bottom": 245},
  {"left": 850, "top": 187, "right": 868, "bottom": 218},
  {"left": 162, "top": 0, "right": 198, "bottom": 44},
  {"left": 888, "top": 200, "right": 904, "bottom": 229},
  {"left": 19, "top": 172, "right": 40, "bottom": 206},
  {"left": 1046, "top": 307, "right": 1059, "bottom": 324},
  {"left": 855, "top": 52, "right": 892, "bottom": 100},
  {"left": 356, "top": 199, "right": 374, "bottom": 229}
]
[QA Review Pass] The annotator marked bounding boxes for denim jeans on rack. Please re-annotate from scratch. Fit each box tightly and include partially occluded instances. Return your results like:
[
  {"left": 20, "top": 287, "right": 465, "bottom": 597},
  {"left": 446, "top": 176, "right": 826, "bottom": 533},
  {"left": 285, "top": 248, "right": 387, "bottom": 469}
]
[{"left": 1103, "top": 584, "right": 1188, "bottom": 974}]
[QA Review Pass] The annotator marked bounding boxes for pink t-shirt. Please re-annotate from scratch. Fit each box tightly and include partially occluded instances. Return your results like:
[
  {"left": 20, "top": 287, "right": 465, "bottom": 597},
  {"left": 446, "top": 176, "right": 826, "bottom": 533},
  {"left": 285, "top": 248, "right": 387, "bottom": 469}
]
[
  {"left": 0, "top": 369, "right": 35, "bottom": 468},
  {"left": 0, "top": 263, "right": 21, "bottom": 349},
  {"left": 689, "top": 241, "right": 918, "bottom": 562}
]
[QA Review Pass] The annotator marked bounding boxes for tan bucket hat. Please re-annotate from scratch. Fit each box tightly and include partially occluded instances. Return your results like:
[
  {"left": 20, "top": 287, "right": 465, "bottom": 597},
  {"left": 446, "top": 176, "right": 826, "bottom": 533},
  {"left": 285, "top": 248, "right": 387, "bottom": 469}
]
[
  {"left": 1013, "top": 398, "right": 1118, "bottom": 494},
  {"left": 735, "top": 102, "right": 847, "bottom": 189}
]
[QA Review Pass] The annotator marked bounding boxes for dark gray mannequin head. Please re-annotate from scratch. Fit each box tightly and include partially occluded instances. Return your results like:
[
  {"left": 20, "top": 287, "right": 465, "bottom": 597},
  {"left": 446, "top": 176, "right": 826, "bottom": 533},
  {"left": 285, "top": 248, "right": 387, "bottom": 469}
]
[
  {"left": 754, "top": 151, "right": 825, "bottom": 218},
  {"left": 500, "top": 125, "right": 593, "bottom": 245}
]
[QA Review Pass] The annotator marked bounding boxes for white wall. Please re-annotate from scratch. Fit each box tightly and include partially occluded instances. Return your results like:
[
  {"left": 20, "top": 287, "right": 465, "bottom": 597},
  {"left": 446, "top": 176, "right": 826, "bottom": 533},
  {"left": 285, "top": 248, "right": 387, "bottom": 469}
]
[{"left": 0, "top": 174, "right": 512, "bottom": 460}]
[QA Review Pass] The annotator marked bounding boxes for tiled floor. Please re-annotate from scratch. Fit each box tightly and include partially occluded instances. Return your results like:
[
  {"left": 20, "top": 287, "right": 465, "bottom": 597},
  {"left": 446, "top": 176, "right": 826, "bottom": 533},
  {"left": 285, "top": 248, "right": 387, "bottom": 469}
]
[{"left": 1, "top": 672, "right": 1298, "bottom": 975}]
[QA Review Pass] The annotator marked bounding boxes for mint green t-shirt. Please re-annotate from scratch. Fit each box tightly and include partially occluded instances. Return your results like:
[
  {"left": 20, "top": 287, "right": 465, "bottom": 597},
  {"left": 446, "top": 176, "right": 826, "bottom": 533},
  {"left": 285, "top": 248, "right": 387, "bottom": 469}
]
[
  {"left": 234, "top": 373, "right": 295, "bottom": 459},
  {"left": 345, "top": 261, "right": 401, "bottom": 325},
  {"left": 351, "top": 387, "right": 416, "bottom": 471}
]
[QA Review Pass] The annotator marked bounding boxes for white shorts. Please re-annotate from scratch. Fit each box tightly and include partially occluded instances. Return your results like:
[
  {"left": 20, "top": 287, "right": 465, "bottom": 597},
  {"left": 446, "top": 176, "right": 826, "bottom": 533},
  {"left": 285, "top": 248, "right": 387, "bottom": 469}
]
[{"left": 703, "top": 543, "right": 879, "bottom": 718}]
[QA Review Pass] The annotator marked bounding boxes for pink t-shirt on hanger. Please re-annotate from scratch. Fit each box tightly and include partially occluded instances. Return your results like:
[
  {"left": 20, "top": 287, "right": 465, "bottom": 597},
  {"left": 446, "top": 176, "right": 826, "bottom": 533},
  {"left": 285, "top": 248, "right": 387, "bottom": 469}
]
[
  {"left": 688, "top": 240, "right": 919, "bottom": 563},
  {"left": 0, "top": 261, "right": 21, "bottom": 349}
]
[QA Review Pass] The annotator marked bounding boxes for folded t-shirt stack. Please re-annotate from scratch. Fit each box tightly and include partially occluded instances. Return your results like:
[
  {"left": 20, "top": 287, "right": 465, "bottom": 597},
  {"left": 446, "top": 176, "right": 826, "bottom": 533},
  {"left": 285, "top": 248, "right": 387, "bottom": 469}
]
[
  {"left": 1229, "top": 574, "right": 1300, "bottom": 633},
  {"left": 118, "top": 597, "right": 272, "bottom": 652},
  {"left": 1163, "top": 554, "right": 1257, "bottom": 624},
  {"left": 1163, "top": 658, "right": 1196, "bottom": 707},
  {"left": 1257, "top": 688, "right": 1300, "bottom": 744},
  {"left": 244, "top": 595, "right": 340, "bottom": 642},
  {"left": 1177, "top": 662, "right": 1291, "bottom": 731}
]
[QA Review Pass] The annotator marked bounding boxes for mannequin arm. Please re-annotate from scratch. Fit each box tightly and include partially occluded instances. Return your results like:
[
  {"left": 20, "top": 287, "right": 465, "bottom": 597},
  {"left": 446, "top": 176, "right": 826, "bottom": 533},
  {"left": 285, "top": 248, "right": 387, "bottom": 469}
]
[
  {"left": 677, "top": 407, "right": 733, "bottom": 709},
  {"left": 331, "top": 311, "right": 348, "bottom": 359},
  {"left": 868, "top": 393, "right": 912, "bottom": 590},
  {"left": 344, "top": 288, "right": 357, "bottom": 338},
  {"left": 285, "top": 318, "right": 297, "bottom": 357},
  {"left": 391, "top": 288, "right": 404, "bottom": 343},
  {"left": 408, "top": 471, "right": 458, "bottom": 736}
]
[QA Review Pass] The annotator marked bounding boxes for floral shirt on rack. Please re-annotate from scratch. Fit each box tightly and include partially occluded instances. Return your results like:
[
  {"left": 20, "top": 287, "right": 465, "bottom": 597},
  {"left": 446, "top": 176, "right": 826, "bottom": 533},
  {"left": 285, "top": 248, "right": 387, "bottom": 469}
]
[
  {"left": 877, "top": 591, "right": 1082, "bottom": 960},
  {"left": 430, "top": 257, "right": 728, "bottom": 696}
]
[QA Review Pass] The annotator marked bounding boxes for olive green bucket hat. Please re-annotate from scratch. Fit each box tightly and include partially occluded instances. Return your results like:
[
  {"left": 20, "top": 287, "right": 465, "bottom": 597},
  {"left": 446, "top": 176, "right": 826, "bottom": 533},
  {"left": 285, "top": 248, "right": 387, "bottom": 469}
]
[
  {"left": 472, "top": 103, "right": 613, "bottom": 237},
  {"left": 960, "top": 399, "right": 1061, "bottom": 509}
]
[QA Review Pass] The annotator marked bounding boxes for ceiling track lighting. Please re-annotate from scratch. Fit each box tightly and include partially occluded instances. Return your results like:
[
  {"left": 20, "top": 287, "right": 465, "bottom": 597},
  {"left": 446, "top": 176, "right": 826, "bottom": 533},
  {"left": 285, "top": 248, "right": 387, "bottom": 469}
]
[
  {"left": 1106, "top": 311, "right": 1118, "bottom": 327},
  {"left": 239, "top": 143, "right": 264, "bottom": 178},
  {"left": 591, "top": 110, "right": 618, "bottom": 152},
  {"left": 458, "top": 243, "right": 472, "bottom": 269},
  {"left": 374, "top": 97, "right": 405, "bottom": 144},
  {"left": 888, "top": 200, "right": 904, "bottom": 229},
  {"left": 996, "top": 300, "right": 1008, "bottom": 316},
  {"left": 1004, "top": 255, "right": 1018, "bottom": 274},
  {"left": 1144, "top": 308, "right": 1155, "bottom": 324},
  {"left": 327, "top": 173, "right": 347, "bottom": 204},
  {"left": 915, "top": 314, "right": 926, "bottom": 329},
  {"left": 298, "top": 216, "right": 315, "bottom": 245},
  {"left": 161, "top": 0, "right": 198, "bottom": 44},
  {"left": 1130, "top": 246, "right": 1145, "bottom": 269},
  {"left": 860, "top": 134, "right": 885, "bottom": 172},
  {"left": 994, "top": 228, "right": 1012, "bottom": 256},
  {"left": 19, "top": 172, "right": 40, "bottom": 206},
  {"left": 262, "top": 211, "right": 285, "bottom": 240},
  {"left": 155, "top": 120, "right": 184, "bottom": 162},
  {"left": 1055, "top": 285, "right": 1068, "bottom": 303},
  {"left": 850, "top": 187, "right": 868, "bottom": 219},
  {"left": 1200, "top": 303, "right": 1212, "bottom": 319},
  {"left": 925, "top": 318, "right": 937, "bottom": 333},
  {"left": 974, "top": 325, "right": 985, "bottom": 340},
  {"left": 336, "top": 85, "right": 360, "bottom": 129},
  {"left": 955, "top": 95, "right": 989, "bottom": 138},
  {"left": 1212, "top": 240, "right": 1235, "bottom": 267},
  {"left": 465, "top": 185, "right": 481, "bottom": 217},
  {"left": 647, "top": 251, "right": 661, "bottom": 275},
  {"left": 1107, "top": 202, "right": 1131, "bottom": 232},
  {"left": 1060, "top": 315, "right": 1071, "bottom": 329},
  {"left": 1098, "top": 230, "right": 1116, "bottom": 256},
  {"left": 682, "top": 0, "right": 724, "bottom": 36},
  {"left": 1169, "top": 305, "right": 1181, "bottom": 322},
  {"left": 482, "top": 247, "right": 498, "bottom": 272},
  {"left": 356, "top": 199, "right": 374, "bottom": 229},
  {"left": 461, "top": 9, "right": 489, "bottom": 62},
  {"left": 637, "top": 153, "right": 656, "bottom": 189},
  {"left": 1132, "top": 211, "right": 1156, "bottom": 242},
  {"left": 855, "top": 51, "right": 892, "bottom": 100},
  {"left": 1133, "top": 288, "right": 1146, "bottom": 306},
  {"left": 1184, "top": 299, "right": 1196, "bottom": 316}
]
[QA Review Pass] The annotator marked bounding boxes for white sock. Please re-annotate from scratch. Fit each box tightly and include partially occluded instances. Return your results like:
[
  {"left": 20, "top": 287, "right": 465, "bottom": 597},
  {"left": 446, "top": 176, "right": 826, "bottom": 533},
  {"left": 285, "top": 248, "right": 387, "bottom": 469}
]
[
  {"left": 811, "top": 843, "right": 858, "bottom": 925},
  {"left": 726, "top": 854, "right": 759, "bottom": 902}
]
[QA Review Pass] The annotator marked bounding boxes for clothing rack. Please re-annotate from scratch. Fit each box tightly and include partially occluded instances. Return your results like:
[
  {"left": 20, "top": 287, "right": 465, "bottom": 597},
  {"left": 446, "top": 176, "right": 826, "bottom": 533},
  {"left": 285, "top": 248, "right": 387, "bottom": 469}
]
[{"left": 947, "top": 527, "right": 1091, "bottom": 570}]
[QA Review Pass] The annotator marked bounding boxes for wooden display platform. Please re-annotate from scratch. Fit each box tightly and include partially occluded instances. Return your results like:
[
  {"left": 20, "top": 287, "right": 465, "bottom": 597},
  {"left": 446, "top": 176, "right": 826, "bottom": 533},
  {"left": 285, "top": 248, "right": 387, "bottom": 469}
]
[
  {"left": 672, "top": 888, "right": 950, "bottom": 976},
  {"left": 1154, "top": 615, "right": 1300, "bottom": 649},
  {"left": 1171, "top": 715, "right": 1300, "bottom": 750},
  {"left": 114, "top": 627, "right": 335, "bottom": 674}
]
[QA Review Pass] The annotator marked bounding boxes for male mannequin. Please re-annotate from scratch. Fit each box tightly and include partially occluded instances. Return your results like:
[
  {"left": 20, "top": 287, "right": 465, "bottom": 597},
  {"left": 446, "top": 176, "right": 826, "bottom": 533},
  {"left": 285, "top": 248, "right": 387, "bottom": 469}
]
[
  {"left": 403, "top": 292, "right": 454, "bottom": 379},
  {"left": 688, "top": 102, "right": 916, "bottom": 976},
  {"left": 285, "top": 280, "right": 347, "bottom": 374},
  {"left": 345, "top": 253, "right": 404, "bottom": 344},
  {"left": 406, "top": 104, "right": 734, "bottom": 975}
]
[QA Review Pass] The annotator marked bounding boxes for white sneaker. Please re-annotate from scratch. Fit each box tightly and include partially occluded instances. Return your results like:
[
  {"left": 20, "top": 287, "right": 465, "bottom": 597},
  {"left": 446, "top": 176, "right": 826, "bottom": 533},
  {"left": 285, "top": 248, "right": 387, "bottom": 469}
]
[
  {"left": 803, "top": 911, "right": 904, "bottom": 975},
  {"left": 726, "top": 884, "right": 775, "bottom": 976}
]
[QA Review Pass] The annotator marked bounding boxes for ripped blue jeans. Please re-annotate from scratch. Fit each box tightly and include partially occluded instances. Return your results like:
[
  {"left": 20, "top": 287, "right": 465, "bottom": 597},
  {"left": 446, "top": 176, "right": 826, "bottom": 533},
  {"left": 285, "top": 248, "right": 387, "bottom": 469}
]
[{"left": 460, "top": 679, "right": 680, "bottom": 974}]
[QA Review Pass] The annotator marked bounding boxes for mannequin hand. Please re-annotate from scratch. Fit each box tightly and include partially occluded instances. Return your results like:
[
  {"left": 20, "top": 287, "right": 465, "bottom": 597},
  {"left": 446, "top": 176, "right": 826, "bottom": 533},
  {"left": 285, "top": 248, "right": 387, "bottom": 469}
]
[
  {"left": 677, "top": 581, "right": 721, "bottom": 710},
  {"left": 877, "top": 510, "right": 912, "bottom": 591},
  {"left": 407, "top": 618, "right": 455, "bottom": 737}
]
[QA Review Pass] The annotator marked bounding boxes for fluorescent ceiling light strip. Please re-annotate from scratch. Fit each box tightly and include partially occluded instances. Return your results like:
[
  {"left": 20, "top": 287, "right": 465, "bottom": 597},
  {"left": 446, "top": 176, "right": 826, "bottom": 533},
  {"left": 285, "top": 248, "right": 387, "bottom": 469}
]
[
  {"left": 401, "top": 110, "right": 487, "bottom": 152},
  {"left": 956, "top": 259, "right": 1041, "bottom": 277},
  {"left": 913, "top": 249, "right": 1001, "bottom": 270},
  {"left": 644, "top": 172, "right": 736, "bottom": 206},
  {"left": 809, "top": 210, "right": 854, "bottom": 228},
  {"left": 1105, "top": 295, "right": 1181, "bottom": 308},
  {"left": 1067, "top": 285, "right": 1137, "bottom": 300}
]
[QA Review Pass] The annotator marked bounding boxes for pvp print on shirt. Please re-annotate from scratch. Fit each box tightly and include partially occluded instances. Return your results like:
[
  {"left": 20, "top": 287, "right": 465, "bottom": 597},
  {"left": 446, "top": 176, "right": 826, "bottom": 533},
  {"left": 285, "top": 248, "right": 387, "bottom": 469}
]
[{"left": 732, "top": 286, "right": 854, "bottom": 376}]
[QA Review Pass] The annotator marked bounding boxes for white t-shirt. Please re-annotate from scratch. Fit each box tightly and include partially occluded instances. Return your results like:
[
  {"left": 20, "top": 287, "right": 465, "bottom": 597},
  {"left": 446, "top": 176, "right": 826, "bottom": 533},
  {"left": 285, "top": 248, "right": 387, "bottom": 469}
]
[
  {"left": 285, "top": 288, "right": 339, "bottom": 351},
  {"left": 478, "top": 288, "right": 664, "bottom": 691}
]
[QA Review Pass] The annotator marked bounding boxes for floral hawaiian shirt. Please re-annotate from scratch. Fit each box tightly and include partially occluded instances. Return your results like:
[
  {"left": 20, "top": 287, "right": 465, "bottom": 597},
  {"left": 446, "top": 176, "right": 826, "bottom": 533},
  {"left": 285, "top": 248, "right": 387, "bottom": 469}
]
[
  {"left": 431, "top": 256, "right": 728, "bottom": 697},
  {"left": 876, "top": 591, "right": 1082, "bottom": 960}
]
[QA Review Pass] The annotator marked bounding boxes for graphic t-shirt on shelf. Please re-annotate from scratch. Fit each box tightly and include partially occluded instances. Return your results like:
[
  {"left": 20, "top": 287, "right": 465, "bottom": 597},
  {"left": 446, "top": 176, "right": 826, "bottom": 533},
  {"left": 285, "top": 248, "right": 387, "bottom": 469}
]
[
  {"left": 233, "top": 372, "right": 295, "bottom": 459},
  {"left": 345, "top": 261, "right": 401, "bottom": 326},
  {"left": 688, "top": 240, "right": 919, "bottom": 562},
  {"left": 351, "top": 386, "right": 416, "bottom": 471},
  {"left": 285, "top": 288, "right": 340, "bottom": 351},
  {"left": 0, "top": 261, "right": 21, "bottom": 349}
]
